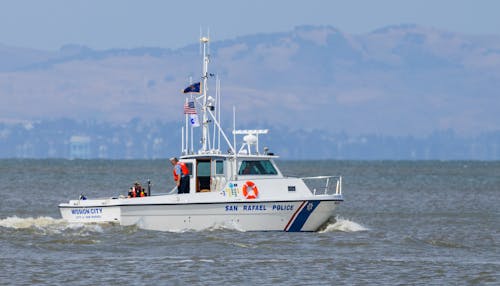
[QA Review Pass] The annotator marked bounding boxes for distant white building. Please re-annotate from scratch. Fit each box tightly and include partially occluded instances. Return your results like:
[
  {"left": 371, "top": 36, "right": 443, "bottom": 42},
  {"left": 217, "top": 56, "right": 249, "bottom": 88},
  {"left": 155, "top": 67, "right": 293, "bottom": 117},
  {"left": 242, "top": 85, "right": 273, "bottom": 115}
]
[
  {"left": 70, "top": 136, "right": 91, "bottom": 159},
  {"left": 98, "top": 145, "right": 108, "bottom": 159}
]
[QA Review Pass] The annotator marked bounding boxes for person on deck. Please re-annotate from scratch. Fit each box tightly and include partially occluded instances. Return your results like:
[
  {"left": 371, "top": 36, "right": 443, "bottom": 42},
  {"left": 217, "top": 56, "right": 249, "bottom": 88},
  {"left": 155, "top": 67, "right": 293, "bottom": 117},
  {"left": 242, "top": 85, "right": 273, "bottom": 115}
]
[
  {"left": 133, "top": 182, "right": 142, "bottom": 197},
  {"left": 170, "top": 157, "right": 190, "bottom": 194},
  {"left": 128, "top": 187, "right": 136, "bottom": 198}
]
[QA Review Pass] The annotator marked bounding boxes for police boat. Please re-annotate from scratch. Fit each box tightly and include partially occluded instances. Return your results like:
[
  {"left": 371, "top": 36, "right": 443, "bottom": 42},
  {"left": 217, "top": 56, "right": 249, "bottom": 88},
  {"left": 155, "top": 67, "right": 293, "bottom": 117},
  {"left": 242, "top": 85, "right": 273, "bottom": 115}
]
[{"left": 58, "top": 35, "right": 344, "bottom": 232}]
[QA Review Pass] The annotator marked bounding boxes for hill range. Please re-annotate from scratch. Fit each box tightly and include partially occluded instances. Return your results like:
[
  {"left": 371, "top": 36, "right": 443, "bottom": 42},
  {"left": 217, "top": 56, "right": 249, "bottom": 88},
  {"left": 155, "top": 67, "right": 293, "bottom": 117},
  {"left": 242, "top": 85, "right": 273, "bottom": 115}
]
[
  {"left": 1, "top": 25, "right": 500, "bottom": 159},
  {"left": 1, "top": 24, "right": 499, "bottom": 136}
]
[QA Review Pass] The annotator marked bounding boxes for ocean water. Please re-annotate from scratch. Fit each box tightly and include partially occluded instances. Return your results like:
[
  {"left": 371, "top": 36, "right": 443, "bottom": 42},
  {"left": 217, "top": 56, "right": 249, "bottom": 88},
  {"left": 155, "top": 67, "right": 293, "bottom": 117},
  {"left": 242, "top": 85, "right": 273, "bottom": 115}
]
[{"left": 0, "top": 159, "right": 499, "bottom": 285}]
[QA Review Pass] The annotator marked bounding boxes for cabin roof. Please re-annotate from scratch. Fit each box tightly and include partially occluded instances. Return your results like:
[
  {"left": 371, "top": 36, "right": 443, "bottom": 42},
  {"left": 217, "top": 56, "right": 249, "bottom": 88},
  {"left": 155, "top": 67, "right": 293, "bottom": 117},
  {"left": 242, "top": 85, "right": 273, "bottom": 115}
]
[{"left": 179, "top": 153, "right": 279, "bottom": 160}]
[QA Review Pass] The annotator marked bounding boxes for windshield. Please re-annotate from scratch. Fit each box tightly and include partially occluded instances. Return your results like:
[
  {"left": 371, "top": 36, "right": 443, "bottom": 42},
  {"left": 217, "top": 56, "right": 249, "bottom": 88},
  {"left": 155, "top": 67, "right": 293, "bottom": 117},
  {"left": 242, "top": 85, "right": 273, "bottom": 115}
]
[{"left": 238, "top": 160, "right": 277, "bottom": 175}]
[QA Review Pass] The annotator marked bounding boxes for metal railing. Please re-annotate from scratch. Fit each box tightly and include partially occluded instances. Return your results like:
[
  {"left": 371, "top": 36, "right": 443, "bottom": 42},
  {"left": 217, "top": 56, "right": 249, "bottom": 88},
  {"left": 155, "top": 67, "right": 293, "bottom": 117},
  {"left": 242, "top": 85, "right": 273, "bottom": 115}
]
[{"left": 301, "top": 176, "right": 342, "bottom": 196}]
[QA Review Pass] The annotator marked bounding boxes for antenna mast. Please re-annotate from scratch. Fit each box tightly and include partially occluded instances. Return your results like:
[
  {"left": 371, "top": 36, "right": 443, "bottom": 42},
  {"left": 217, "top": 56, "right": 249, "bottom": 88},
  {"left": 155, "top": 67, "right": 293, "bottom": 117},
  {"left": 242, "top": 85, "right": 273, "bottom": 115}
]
[{"left": 200, "top": 35, "right": 210, "bottom": 152}]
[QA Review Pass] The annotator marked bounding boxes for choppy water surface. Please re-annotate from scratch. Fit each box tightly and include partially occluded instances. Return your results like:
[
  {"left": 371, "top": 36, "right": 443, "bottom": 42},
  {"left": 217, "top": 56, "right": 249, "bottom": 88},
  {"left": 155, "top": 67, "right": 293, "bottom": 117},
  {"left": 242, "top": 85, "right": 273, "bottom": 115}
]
[{"left": 0, "top": 160, "right": 499, "bottom": 285}]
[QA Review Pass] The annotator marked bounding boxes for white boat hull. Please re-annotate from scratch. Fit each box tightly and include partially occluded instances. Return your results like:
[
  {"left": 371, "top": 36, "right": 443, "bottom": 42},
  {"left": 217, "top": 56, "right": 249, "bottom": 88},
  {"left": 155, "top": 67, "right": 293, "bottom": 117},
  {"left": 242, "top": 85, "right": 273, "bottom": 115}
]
[
  {"left": 59, "top": 197, "right": 342, "bottom": 232},
  {"left": 59, "top": 205, "right": 120, "bottom": 223}
]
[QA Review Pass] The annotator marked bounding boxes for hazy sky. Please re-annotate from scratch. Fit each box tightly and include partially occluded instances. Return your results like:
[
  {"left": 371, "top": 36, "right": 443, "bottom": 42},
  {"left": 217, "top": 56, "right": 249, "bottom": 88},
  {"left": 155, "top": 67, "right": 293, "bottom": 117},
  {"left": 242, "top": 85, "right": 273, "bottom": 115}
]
[{"left": 1, "top": 0, "right": 499, "bottom": 50}]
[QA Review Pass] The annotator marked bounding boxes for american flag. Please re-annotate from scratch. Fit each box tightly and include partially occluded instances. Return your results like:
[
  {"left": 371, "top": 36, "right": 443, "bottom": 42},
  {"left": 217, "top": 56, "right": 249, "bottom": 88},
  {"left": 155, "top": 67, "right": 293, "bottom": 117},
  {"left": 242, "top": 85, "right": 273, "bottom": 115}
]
[{"left": 184, "top": 101, "right": 197, "bottom": 114}]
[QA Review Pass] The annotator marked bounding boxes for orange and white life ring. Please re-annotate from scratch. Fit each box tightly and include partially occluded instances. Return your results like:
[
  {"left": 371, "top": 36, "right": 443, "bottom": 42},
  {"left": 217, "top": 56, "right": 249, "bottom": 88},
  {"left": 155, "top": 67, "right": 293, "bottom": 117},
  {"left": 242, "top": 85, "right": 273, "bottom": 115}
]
[{"left": 242, "top": 181, "right": 259, "bottom": 199}]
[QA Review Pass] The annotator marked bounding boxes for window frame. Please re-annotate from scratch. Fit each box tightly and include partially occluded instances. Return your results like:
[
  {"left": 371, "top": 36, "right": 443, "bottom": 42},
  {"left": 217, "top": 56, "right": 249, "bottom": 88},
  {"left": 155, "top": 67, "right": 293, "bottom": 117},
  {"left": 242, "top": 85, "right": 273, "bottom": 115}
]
[{"left": 238, "top": 160, "right": 278, "bottom": 176}]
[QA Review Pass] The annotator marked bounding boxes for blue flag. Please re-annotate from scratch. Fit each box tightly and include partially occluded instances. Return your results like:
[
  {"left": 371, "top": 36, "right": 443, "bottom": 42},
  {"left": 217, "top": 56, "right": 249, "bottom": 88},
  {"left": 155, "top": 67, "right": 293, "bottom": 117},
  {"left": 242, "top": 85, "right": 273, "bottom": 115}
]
[{"left": 183, "top": 82, "right": 201, "bottom": 93}]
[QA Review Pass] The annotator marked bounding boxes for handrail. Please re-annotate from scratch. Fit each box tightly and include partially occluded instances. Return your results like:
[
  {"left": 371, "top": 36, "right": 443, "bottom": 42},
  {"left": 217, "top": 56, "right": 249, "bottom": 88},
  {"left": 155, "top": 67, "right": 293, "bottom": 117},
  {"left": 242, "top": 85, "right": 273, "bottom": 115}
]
[
  {"left": 301, "top": 175, "right": 340, "bottom": 180},
  {"left": 301, "top": 175, "right": 342, "bottom": 196}
]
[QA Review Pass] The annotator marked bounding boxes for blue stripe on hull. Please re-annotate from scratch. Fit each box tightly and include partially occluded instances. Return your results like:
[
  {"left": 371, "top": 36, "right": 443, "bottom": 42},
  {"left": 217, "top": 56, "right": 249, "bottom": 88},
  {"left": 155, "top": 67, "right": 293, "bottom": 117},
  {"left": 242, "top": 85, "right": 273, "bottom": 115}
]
[{"left": 287, "top": 200, "right": 320, "bottom": 232}]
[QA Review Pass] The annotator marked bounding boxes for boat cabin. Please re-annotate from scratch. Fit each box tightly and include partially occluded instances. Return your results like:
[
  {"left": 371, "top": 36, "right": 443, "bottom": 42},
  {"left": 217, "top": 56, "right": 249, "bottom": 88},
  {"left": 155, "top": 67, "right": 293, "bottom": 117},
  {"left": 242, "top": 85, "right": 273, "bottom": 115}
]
[{"left": 180, "top": 155, "right": 282, "bottom": 194}]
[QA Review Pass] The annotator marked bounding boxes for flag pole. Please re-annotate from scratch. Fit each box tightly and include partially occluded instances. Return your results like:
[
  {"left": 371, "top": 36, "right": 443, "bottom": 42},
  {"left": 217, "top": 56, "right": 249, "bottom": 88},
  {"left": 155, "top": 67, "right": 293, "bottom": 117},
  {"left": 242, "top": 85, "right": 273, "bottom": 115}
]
[
  {"left": 191, "top": 121, "right": 194, "bottom": 152},
  {"left": 181, "top": 126, "right": 184, "bottom": 155},
  {"left": 185, "top": 97, "right": 189, "bottom": 153}
]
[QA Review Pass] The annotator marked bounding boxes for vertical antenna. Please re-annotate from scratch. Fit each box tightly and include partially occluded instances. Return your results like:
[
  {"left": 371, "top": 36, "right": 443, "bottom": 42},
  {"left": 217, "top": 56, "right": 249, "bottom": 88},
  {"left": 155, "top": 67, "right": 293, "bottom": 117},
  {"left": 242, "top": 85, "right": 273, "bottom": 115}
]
[
  {"left": 217, "top": 76, "right": 221, "bottom": 151},
  {"left": 212, "top": 78, "right": 217, "bottom": 151},
  {"left": 232, "top": 105, "right": 237, "bottom": 180},
  {"left": 200, "top": 34, "right": 210, "bottom": 152},
  {"left": 232, "top": 106, "right": 236, "bottom": 152}
]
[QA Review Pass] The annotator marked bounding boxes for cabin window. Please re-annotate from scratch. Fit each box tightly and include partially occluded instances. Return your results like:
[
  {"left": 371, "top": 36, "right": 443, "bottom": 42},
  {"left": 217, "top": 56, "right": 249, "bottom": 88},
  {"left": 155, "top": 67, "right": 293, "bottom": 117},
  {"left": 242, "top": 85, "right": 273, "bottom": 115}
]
[
  {"left": 215, "top": 160, "right": 224, "bottom": 175},
  {"left": 238, "top": 160, "right": 277, "bottom": 175},
  {"left": 197, "top": 161, "right": 211, "bottom": 176}
]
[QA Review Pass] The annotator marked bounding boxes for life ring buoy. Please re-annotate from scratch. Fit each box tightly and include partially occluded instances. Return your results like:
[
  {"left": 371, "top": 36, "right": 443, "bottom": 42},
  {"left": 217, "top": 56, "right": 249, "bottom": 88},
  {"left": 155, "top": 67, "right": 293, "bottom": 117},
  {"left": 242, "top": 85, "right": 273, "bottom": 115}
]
[{"left": 242, "top": 181, "right": 259, "bottom": 199}]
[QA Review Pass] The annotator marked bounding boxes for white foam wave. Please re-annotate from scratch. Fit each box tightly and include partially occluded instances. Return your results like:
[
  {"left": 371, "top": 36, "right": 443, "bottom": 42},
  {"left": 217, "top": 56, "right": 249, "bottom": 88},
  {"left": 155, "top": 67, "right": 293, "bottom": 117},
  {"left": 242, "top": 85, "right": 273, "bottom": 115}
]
[
  {"left": 319, "top": 217, "right": 369, "bottom": 233},
  {"left": 0, "top": 216, "right": 65, "bottom": 229},
  {"left": 148, "top": 221, "right": 247, "bottom": 233},
  {"left": 0, "top": 216, "right": 106, "bottom": 234},
  {"left": 205, "top": 221, "right": 246, "bottom": 232}
]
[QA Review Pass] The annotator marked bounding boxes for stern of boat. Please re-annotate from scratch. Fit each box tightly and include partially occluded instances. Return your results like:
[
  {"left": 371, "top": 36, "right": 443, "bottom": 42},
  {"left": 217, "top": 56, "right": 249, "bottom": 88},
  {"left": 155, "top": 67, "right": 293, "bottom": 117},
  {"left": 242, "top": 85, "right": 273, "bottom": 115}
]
[{"left": 59, "top": 198, "right": 121, "bottom": 223}]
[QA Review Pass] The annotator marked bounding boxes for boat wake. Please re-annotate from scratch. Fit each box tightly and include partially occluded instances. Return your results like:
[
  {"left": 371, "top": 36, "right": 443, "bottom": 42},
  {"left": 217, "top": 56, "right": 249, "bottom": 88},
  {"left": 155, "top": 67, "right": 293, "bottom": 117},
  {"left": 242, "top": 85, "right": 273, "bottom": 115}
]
[
  {"left": 0, "top": 216, "right": 111, "bottom": 235},
  {"left": 148, "top": 222, "right": 247, "bottom": 233},
  {"left": 0, "top": 216, "right": 66, "bottom": 229},
  {"left": 131, "top": 214, "right": 248, "bottom": 233},
  {"left": 318, "top": 217, "right": 369, "bottom": 233},
  {"left": 1, "top": 216, "right": 365, "bottom": 234},
  {"left": 205, "top": 221, "right": 247, "bottom": 232}
]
